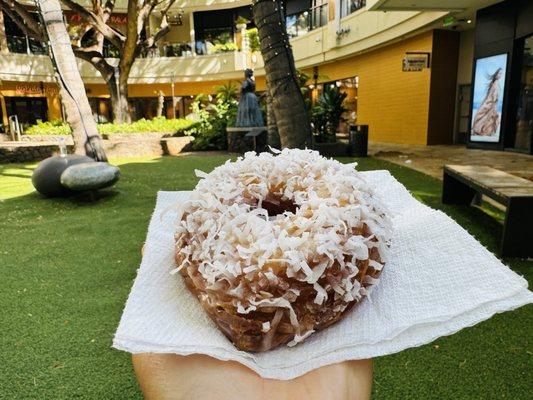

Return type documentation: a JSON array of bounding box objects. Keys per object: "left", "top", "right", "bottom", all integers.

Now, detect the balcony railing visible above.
[
  {"left": 340, "top": 0, "right": 366, "bottom": 18},
  {"left": 286, "top": 3, "right": 328, "bottom": 39}
]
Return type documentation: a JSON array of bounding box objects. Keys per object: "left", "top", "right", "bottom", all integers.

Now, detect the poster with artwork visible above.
[{"left": 470, "top": 54, "right": 507, "bottom": 142}]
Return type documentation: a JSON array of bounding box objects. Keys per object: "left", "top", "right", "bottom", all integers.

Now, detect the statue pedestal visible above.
[{"left": 226, "top": 126, "right": 267, "bottom": 153}]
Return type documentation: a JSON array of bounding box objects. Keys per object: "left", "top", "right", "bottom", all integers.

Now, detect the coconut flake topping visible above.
[{"left": 174, "top": 148, "right": 392, "bottom": 343}]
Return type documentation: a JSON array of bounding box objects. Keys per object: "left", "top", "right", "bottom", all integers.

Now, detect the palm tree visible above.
[
  {"left": 38, "top": 0, "right": 107, "bottom": 160},
  {"left": 215, "top": 82, "right": 238, "bottom": 103},
  {"left": 252, "top": 0, "right": 311, "bottom": 149},
  {"left": 311, "top": 85, "right": 348, "bottom": 143}
]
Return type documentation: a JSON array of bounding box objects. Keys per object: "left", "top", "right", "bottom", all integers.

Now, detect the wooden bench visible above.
[{"left": 442, "top": 165, "right": 533, "bottom": 258}]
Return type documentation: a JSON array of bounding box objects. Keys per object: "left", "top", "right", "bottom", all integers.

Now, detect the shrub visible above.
[
  {"left": 235, "top": 16, "right": 250, "bottom": 25},
  {"left": 25, "top": 120, "right": 71, "bottom": 135},
  {"left": 213, "top": 42, "right": 238, "bottom": 53},
  {"left": 185, "top": 92, "right": 238, "bottom": 151},
  {"left": 311, "top": 85, "right": 347, "bottom": 143},
  {"left": 214, "top": 82, "right": 238, "bottom": 103},
  {"left": 25, "top": 117, "right": 196, "bottom": 136},
  {"left": 98, "top": 117, "right": 195, "bottom": 135},
  {"left": 247, "top": 28, "right": 260, "bottom": 52}
]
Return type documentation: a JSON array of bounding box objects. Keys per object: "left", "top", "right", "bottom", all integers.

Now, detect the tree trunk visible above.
[
  {"left": 108, "top": 70, "right": 131, "bottom": 124},
  {"left": 266, "top": 91, "right": 281, "bottom": 148},
  {"left": 156, "top": 91, "right": 164, "bottom": 117},
  {"left": 38, "top": 0, "right": 107, "bottom": 161},
  {"left": 0, "top": 10, "right": 8, "bottom": 54},
  {"left": 253, "top": 0, "right": 311, "bottom": 149}
]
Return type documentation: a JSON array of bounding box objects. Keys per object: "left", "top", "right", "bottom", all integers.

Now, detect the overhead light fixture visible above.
[{"left": 467, "top": 19, "right": 472, "bottom": 24}]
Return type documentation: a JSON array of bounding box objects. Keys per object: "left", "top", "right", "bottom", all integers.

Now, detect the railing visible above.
[
  {"left": 340, "top": 0, "right": 366, "bottom": 18},
  {"left": 286, "top": 3, "right": 328, "bottom": 39}
]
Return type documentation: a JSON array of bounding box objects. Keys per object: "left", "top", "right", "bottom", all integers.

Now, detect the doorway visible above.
[
  {"left": 512, "top": 35, "right": 533, "bottom": 153},
  {"left": 455, "top": 84, "right": 471, "bottom": 144},
  {"left": 4, "top": 97, "right": 48, "bottom": 130}
]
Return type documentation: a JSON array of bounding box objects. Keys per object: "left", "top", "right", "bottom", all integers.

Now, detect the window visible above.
[
  {"left": 285, "top": 0, "right": 327, "bottom": 38},
  {"left": 193, "top": 6, "right": 252, "bottom": 55},
  {"left": 340, "top": 0, "right": 366, "bottom": 18},
  {"left": 2, "top": 11, "right": 47, "bottom": 55},
  {"left": 286, "top": 11, "right": 310, "bottom": 37},
  {"left": 310, "top": 0, "right": 328, "bottom": 29}
]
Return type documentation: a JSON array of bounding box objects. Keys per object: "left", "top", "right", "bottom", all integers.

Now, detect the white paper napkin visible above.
[{"left": 113, "top": 170, "right": 532, "bottom": 379}]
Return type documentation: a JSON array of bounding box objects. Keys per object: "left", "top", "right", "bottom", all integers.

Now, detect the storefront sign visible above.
[
  {"left": 402, "top": 52, "right": 430, "bottom": 71},
  {"left": 14, "top": 83, "right": 58, "bottom": 95},
  {"left": 470, "top": 53, "right": 508, "bottom": 143},
  {"left": 65, "top": 11, "right": 127, "bottom": 42},
  {"left": 67, "top": 13, "right": 127, "bottom": 25}
]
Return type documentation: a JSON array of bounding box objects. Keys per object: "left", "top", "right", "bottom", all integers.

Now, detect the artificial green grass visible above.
[{"left": 0, "top": 155, "right": 531, "bottom": 399}]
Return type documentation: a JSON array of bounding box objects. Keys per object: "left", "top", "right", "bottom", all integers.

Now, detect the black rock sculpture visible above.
[{"left": 32, "top": 155, "right": 95, "bottom": 197}]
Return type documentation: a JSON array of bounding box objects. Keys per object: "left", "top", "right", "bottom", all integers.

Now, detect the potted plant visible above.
[
  {"left": 311, "top": 85, "right": 351, "bottom": 156},
  {"left": 235, "top": 16, "right": 250, "bottom": 31}
]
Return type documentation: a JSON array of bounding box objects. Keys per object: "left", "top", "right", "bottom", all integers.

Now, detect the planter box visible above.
[
  {"left": 101, "top": 132, "right": 171, "bottom": 141},
  {"left": 313, "top": 142, "right": 352, "bottom": 158},
  {"left": 161, "top": 137, "right": 194, "bottom": 155},
  {"left": 20, "top": 135, "right": 73, "bottom": 144},
  {"left": 1, "top": 134, "right": 194, "bottom": 163}
]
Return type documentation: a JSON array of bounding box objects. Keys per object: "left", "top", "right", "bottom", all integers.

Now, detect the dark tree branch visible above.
[
  {"left": 61, "top": 0, "right": 125, "bottom": 49},
  {"left": 0, "top": 0, "right": 44, "bottom": 40},
  {"left": 72, "top": 45, "right": 113, "bottom": 78},
  {"left": 139, "top": 0, "right": 177, "bottom": 51}
]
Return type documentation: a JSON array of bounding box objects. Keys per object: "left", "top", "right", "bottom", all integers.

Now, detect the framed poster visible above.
[{"left": 470, "top": 53, "right": 508, "bottom": 142}]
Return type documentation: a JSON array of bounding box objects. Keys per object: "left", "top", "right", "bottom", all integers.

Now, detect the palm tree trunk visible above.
[
  {"left": 253, "top": 0, "right": 311, "bottom": 149},
  {"left": 0, "top": 11, "right": 8, "bottom": 54},
  {"left": 38, "top": 0, "right": 107, "bottom": 161},
  {"left": 266, "top": 91, "right": 281, "bottom": 148}
]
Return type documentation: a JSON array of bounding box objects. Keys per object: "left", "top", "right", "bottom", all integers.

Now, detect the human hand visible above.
[
  {"left": 135, "top": 247, "right": 373, "bottom": 400},
  {"left": 133, "top": 353, "right": 373, "bottom": 400}
]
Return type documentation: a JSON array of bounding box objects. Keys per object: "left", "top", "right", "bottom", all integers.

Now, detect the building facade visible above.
[{"left": 2, "top": 0, "right": 528, "bottom": 153}]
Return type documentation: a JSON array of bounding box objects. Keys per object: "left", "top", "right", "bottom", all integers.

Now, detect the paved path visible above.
[{"left": 369, "top": 143, "right": 533, "bottom": 182}]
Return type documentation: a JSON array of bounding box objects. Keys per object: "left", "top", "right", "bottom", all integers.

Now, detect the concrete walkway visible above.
[{"left": 369, "top": 143, "right": 533, "bottom": 182}]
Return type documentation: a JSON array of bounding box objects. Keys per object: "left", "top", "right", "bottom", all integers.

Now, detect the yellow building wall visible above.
[
  {"left": 316, "top": 31, "right": 433, "bottom": 145},
  {"left": 161, "top": 14, "right": 192, "bottom": 45},
  {"left": 2, "top": 31, "right": 433, "bottom": 145},
  {"left": 84, "top": 76, "right": 266, "bottom": 99},
  {"left": 0, "top": 81, "right": 63, "bottom": 122}
]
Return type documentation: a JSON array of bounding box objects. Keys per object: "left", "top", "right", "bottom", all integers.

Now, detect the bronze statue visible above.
[{"left": 235, "top": 69, "right": 264, "bottom": 127}]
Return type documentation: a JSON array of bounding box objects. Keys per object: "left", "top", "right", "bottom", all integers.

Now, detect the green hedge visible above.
[
  {"left": 24, "top": 117, "right": 196, "bottom": 136},
  {"left": 25, "top": 120, "right": 71, "bottom": 135},
  {"left": 98, "top": 117, "right": 195, "bottom": 134}
]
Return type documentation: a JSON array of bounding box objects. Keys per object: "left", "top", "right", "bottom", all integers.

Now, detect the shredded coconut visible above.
[{"left": 174, "top": 148, "right": 392, "bottom": 348}]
